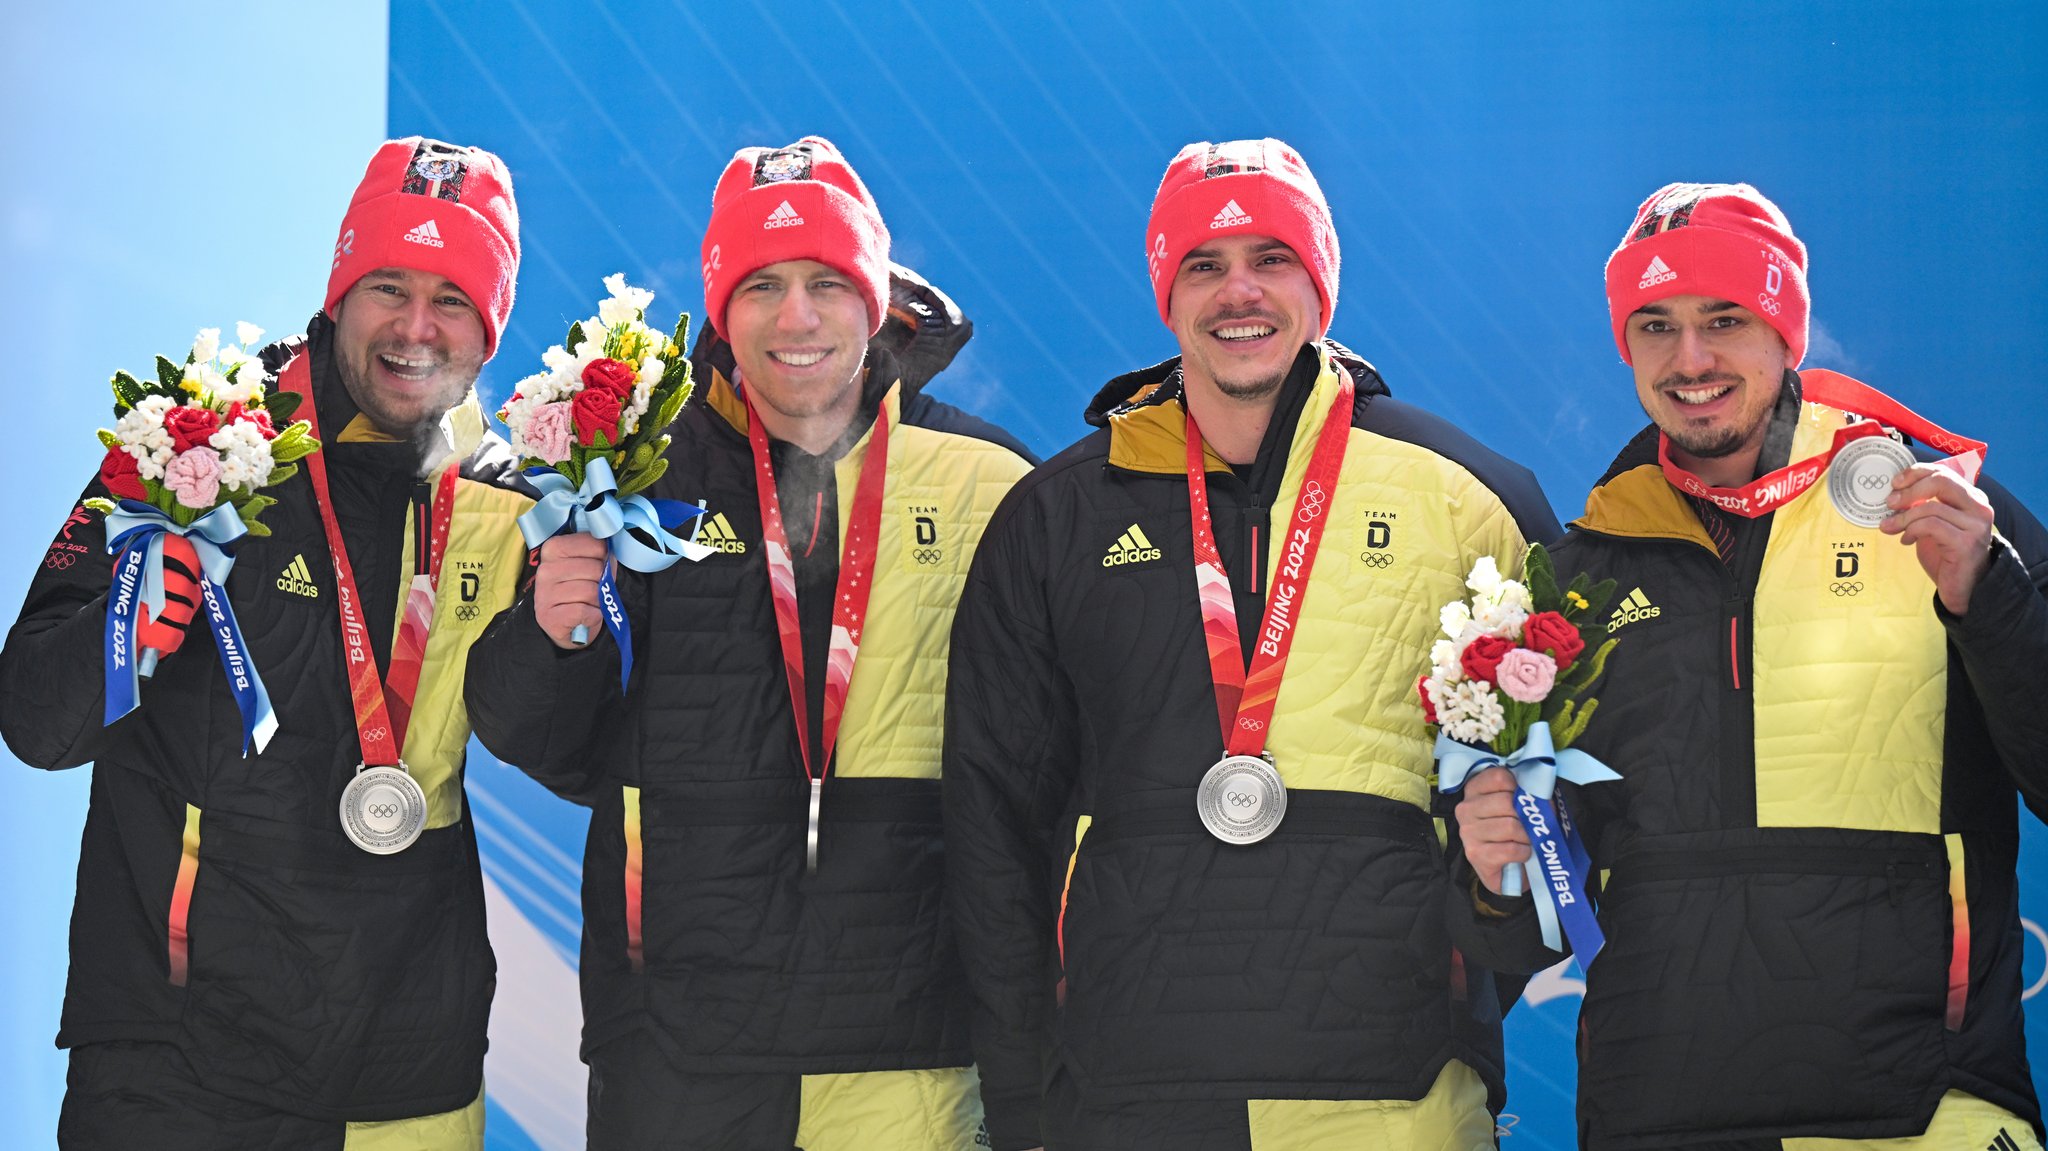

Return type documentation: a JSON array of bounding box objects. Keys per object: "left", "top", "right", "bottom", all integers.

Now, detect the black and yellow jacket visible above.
[
  {"left": 0, "top": 315, "right": 533, "bottom": 1121},
  {"left": 1448, "top": 376, "right": 2048, "bottom": 1148},
  {"left": 944, "top": 343, "right": 1561, "bottom": 1149},
  {"left": 462, "top": 349, "right": 1035, "bottom": 1077}
]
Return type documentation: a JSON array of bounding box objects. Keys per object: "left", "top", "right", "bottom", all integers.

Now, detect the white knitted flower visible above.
[
  {"left": 209, "top": 420, "right": 276, "bottom": 494},
  {"left": 1474, "top": 599, "right": 1529, "bottom": 640},
  {"left": 115, "top": 395, "right": 177, "bottom": 456},
  {"left": 1429, "top": 639, "right": 1460, "bottom": 680},
  {"left": 1465, "top": 556, "right": 1504, "bottom": 599},
  {"left": 1438, "top": 679, "right": 1506, "bottom": 745},
  {"left": 1493, "top": 578, "right": 1534, "bottom": 614},
  {"left": 1440, "top": 600, "right": 1473, "bottom": 640},
  {"left": 597, "top": 273, "right": 654, "bottom": 328},
  {"left": 212, "top": 350, "right": 267, "bottom": 405}
]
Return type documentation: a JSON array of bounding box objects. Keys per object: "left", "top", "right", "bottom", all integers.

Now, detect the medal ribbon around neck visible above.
[
  {"left": 745, "top": 392, "right": 890, "bottom": 872},
  {"left": 1658, "top": 368, "right": 1986, "bottom": 518},
  {"left": 1183, "top": 371, "right": 1354, "bottom": 755},
  {"left": 282, "top": 356, "right": 450, "bottom": 766},
  {"left": 382, "top": 468, "right": 458, "bottom": 748}
]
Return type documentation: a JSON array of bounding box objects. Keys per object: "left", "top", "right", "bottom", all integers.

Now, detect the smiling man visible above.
[
  {"left": 464, "top": 136, "right": 1035, "bottom": 1150},
  {"left": 943, "top": 138, "right": 1558, "bottom": 1150},
  {"left": 1449, "top": 183, "right": 2048, "bottom": 1149},
  {"left": 0, "top": 137, "right": 532, "bottom": 1149}
]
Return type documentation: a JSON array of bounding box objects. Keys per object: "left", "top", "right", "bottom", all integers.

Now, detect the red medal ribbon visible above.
[
  {"left": 1658, "top": 368, "right": 1986, "bottom": 518},
  {"left": 1184, "top": 373, "right": 1355, "bottom": 755},
  {"left": 382, "top": 468, "right": 458, "bottom": 747},
  {"left": 746, "top": 394, "right": 890, "bottom": 790},
  {"left": 283, "top": 357, "right": 454, "bottom": 765}
]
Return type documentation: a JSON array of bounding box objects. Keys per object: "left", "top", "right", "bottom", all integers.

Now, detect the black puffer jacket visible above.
[
  {"left": 945, "top": 343, "right": 1561, "bottom": 1149},
  {"left": 1449, "top": 380, "right": 2048, "bottom": 1148},
  {"left": 0, "top": 316, "right": 533, "bottom": 1121},
  {"left": 463, "top": 349, "right": 1035, "bottom": 1076}
]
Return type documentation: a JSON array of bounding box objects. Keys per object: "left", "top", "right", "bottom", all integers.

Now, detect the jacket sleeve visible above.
[
  {"left": 1938, "top": 473, "right": 2048, "bottom": 822},
  {"left": 943, "top": 491, "right": 1077, "bottom": 1151},
  {"left": 463, "top": 586, "right": 622, "bottom": 806},
  {"left": 0, "top": 483, "right": 136, "bottom": 771}
]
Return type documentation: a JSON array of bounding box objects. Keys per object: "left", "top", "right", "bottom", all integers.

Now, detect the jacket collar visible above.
[
  {"left": 1573, "top": 371, "right": 1804, "bottom": 550},
  {"left": 701, "top": 347, "right": 905, "bottom": 460},
  {"left": 1101, "top": 342, "right": 1355, "bottom": 477}
]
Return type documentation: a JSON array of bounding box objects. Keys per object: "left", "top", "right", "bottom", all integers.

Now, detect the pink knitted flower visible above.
[
  {"left": 163, "top": 447, "right": 223, "bottom": 509},
  {"left": 1494, "top": 648, "right": 1557, "bottom": 704},
  {"left": 525, "top": 401, "right": 575, "bottom": 463}
]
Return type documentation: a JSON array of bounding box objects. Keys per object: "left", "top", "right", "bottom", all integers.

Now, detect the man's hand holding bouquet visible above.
[
  {"left": 87, "top": 324, "right": 319, "bottom": 753},
  {"left": 1422, "top": 544, "right": 1623, "bottom": 963}
]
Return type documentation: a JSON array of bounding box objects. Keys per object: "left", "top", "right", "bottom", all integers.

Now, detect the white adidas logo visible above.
[
  {"left": 403, "top": 219, "right": 445, "bottom": 248},
  {"left": 1209, "top": 199, "right": 1252, "bottom": 229},
  {"left": 763, "top": 200, "right": 805, "bottom": 229},
  {"left": 1638, "top": 254, "right": 1675, "bottom": 289},
  {"left": 1102, "top": 524, "right": 1163, "bottom": 567}
]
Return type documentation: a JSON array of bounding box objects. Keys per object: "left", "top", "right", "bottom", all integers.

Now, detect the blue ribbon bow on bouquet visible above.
[
  {"left": 103, "top": 500, "right": 277, "bottom": 755},
  {"left": 1437, "top": 721, "right": 1620, "bottom": 964},
  {"left": 517, "top": 457, "right": 710, "bottom": 688}
]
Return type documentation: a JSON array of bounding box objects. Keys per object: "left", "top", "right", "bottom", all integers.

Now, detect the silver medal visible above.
[
  {"left": 1828, "top": 435, "right": 1915, "bottom": 528},
  {"left": 1196, "top": 754, "right": 1286, "bottom": 844},
  {"left": 340, "top": 763, "right": 427, "bottom": 854}
]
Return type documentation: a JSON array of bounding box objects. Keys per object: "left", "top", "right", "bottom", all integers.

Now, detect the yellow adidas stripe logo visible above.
[
  {"left": 1103, "top": 523, "right": 1163, "bottom": 567},
  {"left": 276, "top": 553, "right": 321, "bottom": 598},
  {"left": 697, "top": 512, "right": 748, "bottom": 553},
  {"left": 1606, "top": 586, "right": 1658, "bottom": 633}
]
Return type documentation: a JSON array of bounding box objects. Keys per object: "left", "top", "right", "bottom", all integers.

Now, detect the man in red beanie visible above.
[
  {"left": 464, "top": 136, "right": 1036, "bottom": 1150},
  {"left": 944, "top": 137, "right": 1559, "bottom": 1149},
  {"left": 1, "top": 136, "right": 533, "bottom": 1149},
  {"left": 1450, "top": 182, "right": 2048, "bottom": 1149}
]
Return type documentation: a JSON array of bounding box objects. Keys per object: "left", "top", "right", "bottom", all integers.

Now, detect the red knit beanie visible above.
[
  {"left": 1145, "top": 139, "right": 1340, "bottom": 336},
  {"left": 700, "top": 137, "right": 890, "bottom": 339},
  {"left": 1604, "top": 182, "right": 1808, "bottom": 367},
  {"left": 324, "top": 138, "right": 520, "bottom": 358}
]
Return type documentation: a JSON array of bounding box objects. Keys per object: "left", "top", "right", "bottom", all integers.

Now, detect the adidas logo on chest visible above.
[
  {"left": 695, "top": 512, "right": 749, "bottom": 554},
  {"left": 1102, "top": 523, "right": 1163, "bottom": 567},
  {"left": 276, "top": 554, "right": 321, "bottom": 598},
  {"left": 1606, "top": 586, "right": 1659, "bottom": 633}
]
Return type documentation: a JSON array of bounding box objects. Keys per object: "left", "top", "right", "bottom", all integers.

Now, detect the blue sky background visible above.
[{"left": 3, "top": 2, "right": 2043, "bottom": 1148}]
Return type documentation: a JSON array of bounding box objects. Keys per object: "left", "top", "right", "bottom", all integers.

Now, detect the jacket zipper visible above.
[{"left": 1720, "top": 511, "right": 1772, "bottom": 828}]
